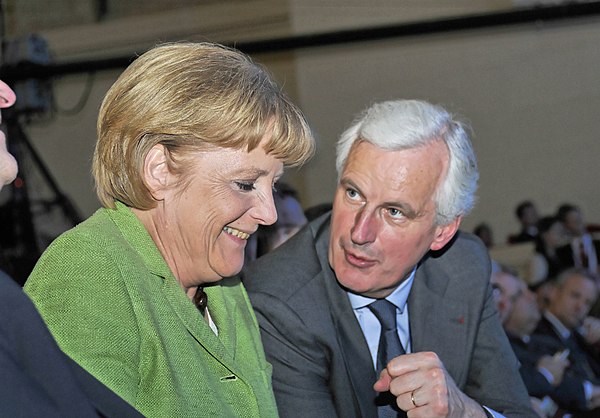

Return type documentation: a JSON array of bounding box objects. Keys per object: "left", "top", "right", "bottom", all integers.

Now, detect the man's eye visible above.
[
  {"left": 388, "top": 208, "right": 404, "bottom": 219},
  {"left": 236, "top": 181, "right": 256, "bottom": 192},
  {"left": 346, "top": 188, "right": 360, "bottom": 200}
]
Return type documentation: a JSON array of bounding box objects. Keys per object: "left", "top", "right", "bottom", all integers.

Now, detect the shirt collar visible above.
[
  {"left": 347, "top": 267, "right": 417, "bottom": 313},
  {"left": 543, "top": 310, "right": 571, "bottom": 340}
]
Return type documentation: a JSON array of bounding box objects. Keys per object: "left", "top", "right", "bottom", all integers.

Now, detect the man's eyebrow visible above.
[
  {"left": 340, "top": 177, "right": 419, "bottom": 219},
  {"left": 383, "top": 200, "right": 419, "bottom": 219}
]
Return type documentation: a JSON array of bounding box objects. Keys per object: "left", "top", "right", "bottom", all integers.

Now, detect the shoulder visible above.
[
  {"left": 423, "top": 231, "right": 490, "bottom": 279},
  {"left": 0, "top": 275, "right": 41, "bottom": 337},
  {"left": 242, "top": 214, "right": 330, "bottom": 299},
  {"left": 24, "top": 209, "right": 142, "bottom": 327},
  {"left": 443, "top": 230, "right": 489, "bottom": 259}
]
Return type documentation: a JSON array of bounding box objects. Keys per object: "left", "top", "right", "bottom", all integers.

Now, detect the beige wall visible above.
[
  {"left": 5, "top": 2, "right": 600, "bottom": 247},
  {"left": 291, "top": 16, "right": 600, "bottom": 244}
]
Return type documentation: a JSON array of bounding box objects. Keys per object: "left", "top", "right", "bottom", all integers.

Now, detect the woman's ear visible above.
[{"left": 143, "top": 144, "right": 172, "bottom": 201}]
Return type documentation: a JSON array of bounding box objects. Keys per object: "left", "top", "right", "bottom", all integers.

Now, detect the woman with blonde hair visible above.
[{"left": 25, "top": 42, "right": 314, "bottom": 417}]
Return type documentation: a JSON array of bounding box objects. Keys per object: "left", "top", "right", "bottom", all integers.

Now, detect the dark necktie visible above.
[
  {"left": 368, "top": 299, "right": 406, "bottom": 418},
  {"left": 193, "top": 287, "right": 208, "bottom": 317},
  {"left": 368, "top": 299, "right": 406, "bottom": 373},
  {"left": 579, "top": 240, "right": 589, "bottom": 269}
]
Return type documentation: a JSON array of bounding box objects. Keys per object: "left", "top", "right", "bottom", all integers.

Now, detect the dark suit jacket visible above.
[
  {"left": 243, "top": 214, "right": 535, "bottom": 418},
  {"left": 555, "top": 237, "right": 600, "bottom": 271},
  {"left": 0, "top": 273, "right": 142, "bottom": 418},
  {"left": 533, "top": 316, "right": 600, "bottom": 382},
  {"left": 531, "top": 316, "right": 600, "bottom": 417},
  {"left": 508, "top": 333, "right": 587, "bottom": 412}
]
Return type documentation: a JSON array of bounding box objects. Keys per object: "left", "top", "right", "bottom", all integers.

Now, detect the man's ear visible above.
[
  {"left": 430, "top": 216, "right": 462, "bottom": 251},
  {"left": 143, "top": 144, "right": 171, "bottom": 201}
]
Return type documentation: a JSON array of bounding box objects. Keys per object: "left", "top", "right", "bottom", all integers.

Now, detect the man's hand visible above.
[
  {"left": 537, "top": 354, "right": 569, "bottom": 386},
  {"left": 589, "top": 385, "right": 600, "bottom": 409},
  {"left": 373, "top": 352, "right": 487, "bottom": 418},
  {"left": 582, "top": 316, "right": 600, "bottom": 346}
]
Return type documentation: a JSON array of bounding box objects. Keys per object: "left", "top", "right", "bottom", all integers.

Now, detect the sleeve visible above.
[
  {"left": 24, "top": 232, "right": 141, "bottom": 405},
  {"left": 0, "top": 276, "right": 99, "bottom": 418},
  {"left": 249, "top": 291, "right": 341, "bottom": 418}
]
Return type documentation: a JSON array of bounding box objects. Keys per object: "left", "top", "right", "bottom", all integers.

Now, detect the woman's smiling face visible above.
[{"left": 149, "top": 135, "right": 284, "bottom": 287}]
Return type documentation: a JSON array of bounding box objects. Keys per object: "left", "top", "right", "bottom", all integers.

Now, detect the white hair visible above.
[{"left": 335, "top": 100, "right": 478, "bottom": 225}]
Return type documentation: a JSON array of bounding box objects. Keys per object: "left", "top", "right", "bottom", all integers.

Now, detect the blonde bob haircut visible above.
[{"left": 93, "top": 42, "right": 315, "bottom": 209}]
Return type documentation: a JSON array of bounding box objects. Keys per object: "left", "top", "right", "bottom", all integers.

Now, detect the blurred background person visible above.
[
  {"left": 253, "top": 182, "right": 308, "bottom": 259},
  {"left": 532, "top": 268, "right": 600, "bottom": 417},
  {"left": 555, "top": 204, "right": 600, "bottom": 276},
  {"left": 492, "top": 267, "right": 586, "bottom": 417},
  {"left": 473, "top": 222, "right": 494, "bottom": 249},
  {"left": 528, "top": 216, "right": 569, "bottom": 309},
  {"left": 509, "top": 200, "right": 540, "bottom": 244},
  {"left": 24, "top": 42, "right": 314, "bottom": 417}
]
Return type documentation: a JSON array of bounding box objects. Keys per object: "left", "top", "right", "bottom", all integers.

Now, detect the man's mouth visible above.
[
  {"left": 223, "top": 226, "right": 250, "bottom": 240},
  {"left": 344, "top": 247, "right": 377, "bottom": 267}
]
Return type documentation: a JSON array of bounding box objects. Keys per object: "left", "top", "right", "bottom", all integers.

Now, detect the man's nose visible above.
[{"left": 350, "top": 207, "right": 377, "bottom": 245}]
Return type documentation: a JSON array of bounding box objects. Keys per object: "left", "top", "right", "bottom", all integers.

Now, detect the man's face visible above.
[
  {"left": 549, "top": 273, "right": 598, "bottom": 330},
  {"left": 521, "top": 205, "right": 538, "bottom": 228},
  {"left": 328, "top": 140, "right": 459, "bottom": 299},
  {"left": 500, "top": 273, "right": 540, "bottom": 336},
  {"left": 564, "top": 209, "right": 586, "bottom": 237}
]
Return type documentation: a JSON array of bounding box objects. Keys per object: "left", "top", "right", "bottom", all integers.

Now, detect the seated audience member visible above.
[
  {"left": 532, "top": 268, "right": 600, "bottom": 416},
  {"left": 0, "top": 80, "right": 141, "bottom": 417},
  {"left": 474, "top": 222, "right": 494, "bottom": 248},
  {"left": 533, "top": 216, "right": 569, "bottom": 281},
  {"left": 254, "top": 182, "right": 308, "bottom": 258},
  {"left": 492, "top": 268, "right": 589, "bottom": 416},
  {"left": 528, "top": 216, "right": 569, "bottom": 308},
  {"left": 555, "top": 204, "right": 600, "bottom": 276},
  {"left": 244, "top": 99, "right": 535, "bottom": 417},
  {"left": 24, "top": 42, "right": 314, "bottom": 417},
  {"left": 509, "top": 201, "right": 540, "bottom": 244}
]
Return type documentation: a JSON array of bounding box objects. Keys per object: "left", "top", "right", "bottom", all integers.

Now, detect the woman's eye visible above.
[{"left": 235, "top": 181, "right": 256, "bottom": 192}]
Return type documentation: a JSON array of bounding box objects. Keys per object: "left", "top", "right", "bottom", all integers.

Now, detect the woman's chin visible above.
[{"left": 216, "top": 256, "right": 245, "bottom": 278}]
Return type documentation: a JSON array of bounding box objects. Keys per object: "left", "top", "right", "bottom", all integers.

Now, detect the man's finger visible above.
[{"left": 373, "top": 368, "right": 392, "bottom": 392}]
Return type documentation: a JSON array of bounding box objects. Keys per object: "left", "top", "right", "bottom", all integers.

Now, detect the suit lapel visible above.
[
  {"left": 108, "top": 203, "right": 241, "bottom": 375},
  {"left": 161, "top": 276, "right": 233, "bottom": 366},
  {"left": 409, "top": 262, "right": 470, "bottom": 386},
  {"left": 205, "top": 284, "right": 237, "bottom": 355},
  {"left": 315, "top": 226, "right": 379, "bottom": 418}
]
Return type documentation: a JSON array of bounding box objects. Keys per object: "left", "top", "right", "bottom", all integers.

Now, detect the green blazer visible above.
[{"left": 25, "top": 202, "right": 278, "bottom": 418}]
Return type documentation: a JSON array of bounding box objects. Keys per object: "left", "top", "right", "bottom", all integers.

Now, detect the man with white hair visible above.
[{"left": 244, "top": 100, "right": 535, "bottom": 417}]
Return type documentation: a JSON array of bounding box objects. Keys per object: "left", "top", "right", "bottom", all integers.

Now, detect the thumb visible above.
[{"left": 373, "top": 368, "right": 392, "bottom": 393}]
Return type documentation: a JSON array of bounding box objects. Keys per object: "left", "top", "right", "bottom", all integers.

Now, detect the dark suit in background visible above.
[
  {"left": 555, "top": 237, "right": 600, "bottom": 274},
  {"left": 531, "top": 315, "right": 600, "bottom": 417},
  {"left": 533, "top": 316, "right": 600, "bottom": 382},
  {"left": 0, "top": 273, "right": 142, "bottom": 418},
  {"left": 243, "top": 214, "right": 534, "bottom": 418},
  {"left": 508, "top": 333, "right": 588, "bottom": 413}
]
